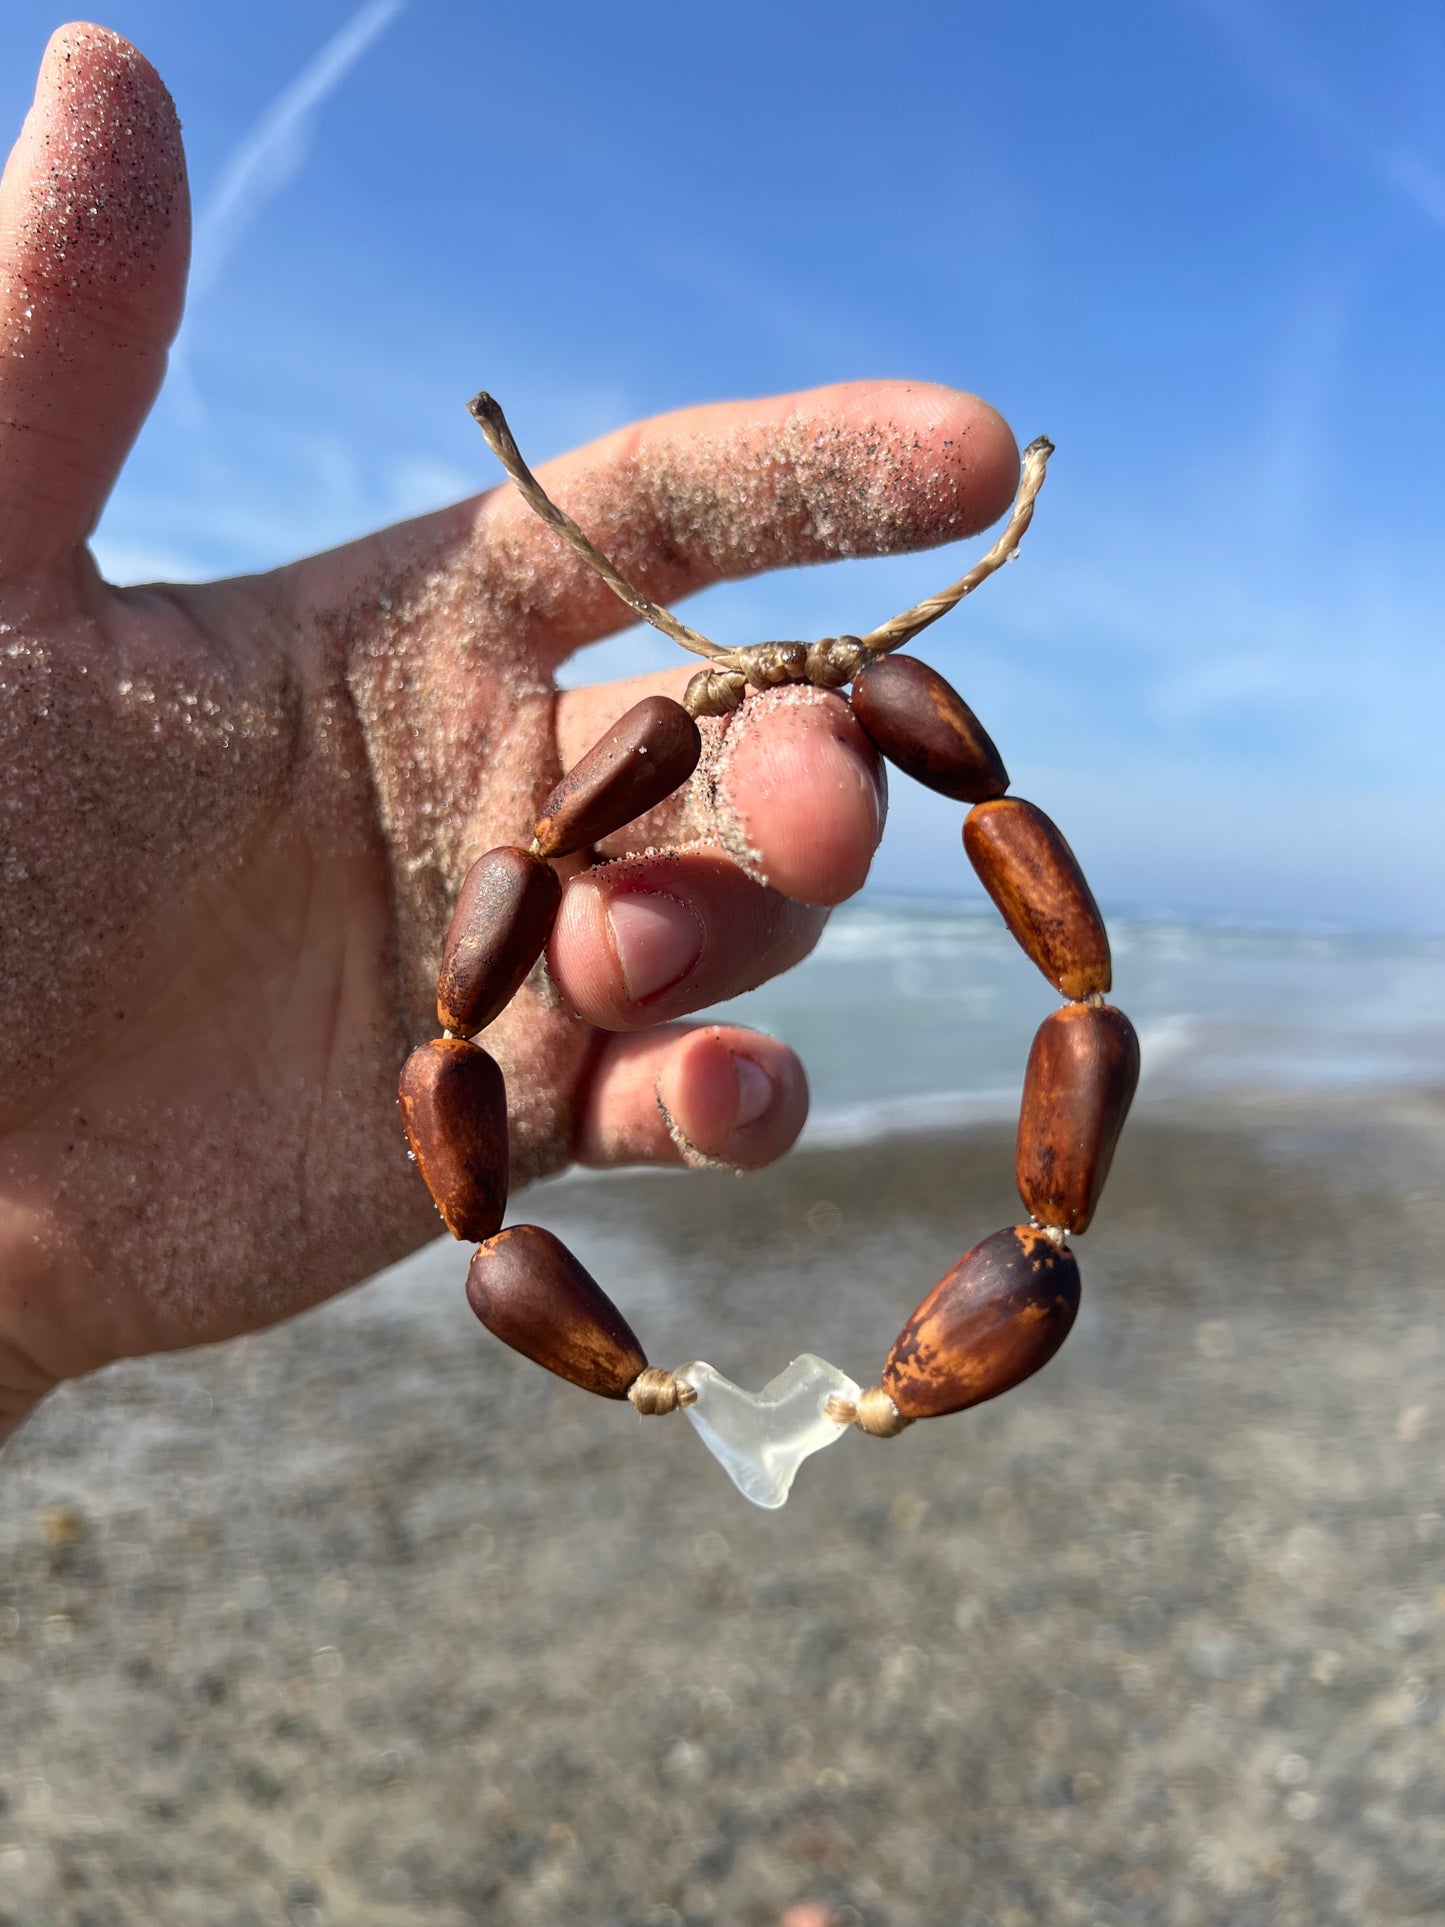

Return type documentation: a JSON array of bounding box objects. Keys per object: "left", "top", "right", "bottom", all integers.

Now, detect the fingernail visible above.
[
  {"left": 840, "top": 733, "right": 887, "bottom": 845},
  {"left": 731, "top": 1053, "right": 774, "bottom": 1128},
  {"left": 606, "top": 892, "right": 705, "bottom": 1003}
]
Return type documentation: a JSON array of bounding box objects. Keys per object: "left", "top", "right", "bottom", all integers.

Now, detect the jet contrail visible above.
[
  {"left": 1190, "top": 0, "right": 1445, "bottom": 237},
  {"left": 190, "top": 0, "right": 407, "bottom": 299}
]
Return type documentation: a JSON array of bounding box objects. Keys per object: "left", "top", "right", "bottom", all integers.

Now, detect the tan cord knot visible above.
[
  {"left": 1029, "top": 1219, "right": 1070, "bottom": 1249},
  {"left": 855, "top": 1385, "right": 913, "bottom": 1436},
  {"left": 740, "top": 640, "right": 809, "bottom": 686},
  {"left": 824, "top": 1385, "right": 913, "bottom": 1437},
  {"left": 682, "top": 667, "right": 748, "bottom": 718},
  {"left": 628, "top": 1367, "right": 697, "bottom": 1415},
  {"left": 804, "top": 636, "right": 867, "bottom": 688},
  {"left": 683, "top": 639, "right": 872, "bottom": 715}
]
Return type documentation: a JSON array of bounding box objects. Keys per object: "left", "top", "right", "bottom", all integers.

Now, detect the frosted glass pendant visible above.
[{"left": 678, "top": 1354, "right": 860, "bottom": 1508}]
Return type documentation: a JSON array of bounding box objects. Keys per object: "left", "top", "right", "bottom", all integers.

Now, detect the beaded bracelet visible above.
[{"left": 396, "top": 394, "right": 1140, "bottom": 1509}]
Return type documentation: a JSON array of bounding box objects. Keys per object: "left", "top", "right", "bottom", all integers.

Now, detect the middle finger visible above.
[{"left": 549, "top": 847, "right": 831, "bottom": 1033}]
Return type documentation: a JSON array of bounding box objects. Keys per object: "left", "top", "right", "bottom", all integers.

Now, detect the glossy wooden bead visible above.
[
  {"left": 882, "top": 1224, "right": 1080, "bottom": 1419},
  {"left": 1016, "top": 1004, "right": 1139, "bottom": 1234},
  {"left": 436, "top": 846, "right": 561, "bottom": 1036},
  {"left": 533, "top": 696, "right": 701, "bottom": 860},
  {"left": 397, "top": 1039, "right": 508, "bottom": 1242},
  {"left": 963, "top": 798, "right": 1111, "bottom": 998},
  {"left": 466, "top": 1225, "right": 647, "bottom": 1398},
  {"left": 851, "top": 654, "right": 1009, "bottom": 803}
]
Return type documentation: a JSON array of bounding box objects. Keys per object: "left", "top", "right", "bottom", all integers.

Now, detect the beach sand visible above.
[{"left": 1, "top": 1089, "right": 1442, "bottom": 1925}]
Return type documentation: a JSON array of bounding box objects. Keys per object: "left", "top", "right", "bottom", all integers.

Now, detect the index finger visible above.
[{"left": 315, "top": 381, "right": 1021, "bottom": 666}]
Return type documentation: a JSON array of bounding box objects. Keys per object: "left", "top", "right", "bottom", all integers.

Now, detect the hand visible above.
[{"left": 0, "top": 25, "right": 1019, "bottom": 1438}]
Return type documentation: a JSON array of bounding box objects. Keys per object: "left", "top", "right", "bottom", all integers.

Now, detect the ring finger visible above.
[{"left": 573, "top": 1023, "right": 809, "bottom": 1170}]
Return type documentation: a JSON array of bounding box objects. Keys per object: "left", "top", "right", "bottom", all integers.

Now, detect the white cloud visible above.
[
  {"left": 1148, "top": 653, "right": 1292, "bottom": 721},
  {"left": 1192, "top": 0, "right": 1445, "bottom": 236},
  {"left": 1380, "top": 149, "right": 1445, "bottom": 230},
  {"left": 189, "top": 0, "right": 406, "bottom": 300}
]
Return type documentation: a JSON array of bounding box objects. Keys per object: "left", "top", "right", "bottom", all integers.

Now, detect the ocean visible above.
[
  {"left": 3, "top": 897, "right": 1441, "bottom": 1922},
  {"left": 696, "top": 895, "right": 1445, "bottom": 1145}
]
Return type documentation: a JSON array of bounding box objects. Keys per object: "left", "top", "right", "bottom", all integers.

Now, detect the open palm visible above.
[{"left": 0, "top": 25, "right": 1019, "bottom": 1439}]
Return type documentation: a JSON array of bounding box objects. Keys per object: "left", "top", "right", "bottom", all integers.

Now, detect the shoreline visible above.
[{"left": 1, "top": 1085, "right": 1442, "bottom": 1924}]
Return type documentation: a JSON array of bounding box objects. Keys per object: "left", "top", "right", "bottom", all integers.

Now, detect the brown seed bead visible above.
[
  {"left": 436, "top": 846, "right": 561, "bottom": 1036},
  {"left": 851, "top": 654, "right": 1009, "bottom": 803},
  {"left": 1016, "top": 1003, "right": 1140, "bottom": 1234},
  {"left": 963, "top": 798, "right": 1111, "bottom": 998},
  {"left": 533, "top": 696, "right": 701, "bottom": 859},
  {"left": 466, "top": 1225, "right": 647, "bottom": 1399},
  {"left": 882, "top": 1224, "right": 1080, "bottom": 1420},
  {"left": 397, "top": 1039, "right": 508, "bottom": 1243}
]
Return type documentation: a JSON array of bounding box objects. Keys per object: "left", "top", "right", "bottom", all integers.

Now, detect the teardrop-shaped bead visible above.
[
  {"left": 963, "top": 798, "right": 1111, "bottom": 998},
  {"left": 533, "top": 696, "right": 701, "bottom": 859},
  {"left": 397, "top": 1039, "right": 508, "bottom": 1242},
  {"left": 437, "top": 846, "right": 561, "bottom": 1036},
  {"left": 851, "top": 655, "right": 1009, "bottom": 802},
  {"left": 466, "top": 1225, "right": 647, "bottom": 1398},
  {"left": 882, "top": 1224, "right": 1080, "bottom": 1419},
  {"left": 1016, "top": 1003, "right": 1140, "bottom": 1233}
]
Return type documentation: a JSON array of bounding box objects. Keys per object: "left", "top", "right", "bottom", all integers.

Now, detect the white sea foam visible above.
[
  {"left": 706, "top": 897, "right": 1445, "bottom": 1140},
  {"left": 530, "top": 904, "right": 1445, "bottom": 1177},
  {"left": 343, "top": 903, "right": 1445, "bottom": 1333},
  {"left": 800, "top": 1082, "right": 1020, "bottom": 1150}
]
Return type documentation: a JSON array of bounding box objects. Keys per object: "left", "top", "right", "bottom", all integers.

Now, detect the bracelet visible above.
[{"left": 396, "top": 395, "right": 1139, "bottom": 1508}]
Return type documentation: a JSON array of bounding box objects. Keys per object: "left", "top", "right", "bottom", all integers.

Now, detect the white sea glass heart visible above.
[{"left": 677, "top": 1354, "right": 861, "bottom": 1509}]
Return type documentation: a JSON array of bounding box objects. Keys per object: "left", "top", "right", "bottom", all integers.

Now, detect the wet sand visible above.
[{"left": 1, "top": 1089, "right": 1443, "bottom": 1926}]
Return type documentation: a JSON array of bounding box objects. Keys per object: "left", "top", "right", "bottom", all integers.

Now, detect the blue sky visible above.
[{"left": 5, "top": 1, "right": 1443, "bottom": 927}]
